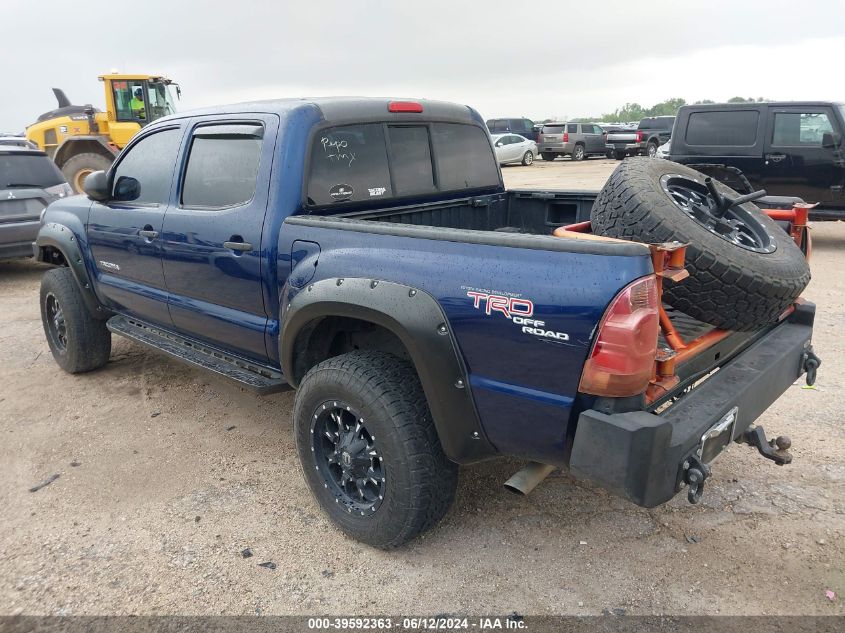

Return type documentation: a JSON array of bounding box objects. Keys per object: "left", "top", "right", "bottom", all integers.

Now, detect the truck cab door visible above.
[
  {"left": 763, "top": 106, "right": 842, "bottom": 203},
  {"left": 586, "top": 124, "right": 603, "bottom": 153},
  {"left": 160, "top": 115, "right": 279, "bottom": 362},
  {"left": 87, "top": 124, "right": 185, "bottom": 326}
]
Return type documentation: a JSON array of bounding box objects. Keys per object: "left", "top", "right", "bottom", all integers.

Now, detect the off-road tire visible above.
[
  {"left": 521, "top": 150, "right": 534, "bottom": 166},
  {"left": 61, "top": 153, "right": 113, "bottom": 193},
  {"left": 40, "top": 267, "right": 111, "bottom": 373},
  {"left": 541, "top": 152, "right": 556, "bottom": 161},
  {"left": 590, "top": 158, "right": 811, "bottom": 331},
  {"left": 571, "top": 144, "right": 585, "bottom": 161},
  {"left": 294, "top": 351, "right": 458, "bottom": 549}
]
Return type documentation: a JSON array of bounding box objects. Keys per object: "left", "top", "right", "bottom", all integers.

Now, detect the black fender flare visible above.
[
  {"left": 35, "top": 222, "right": 106, "bottom": 318},
  {"left": 280, "top": 277, "right": 497, "bottom": 464}
]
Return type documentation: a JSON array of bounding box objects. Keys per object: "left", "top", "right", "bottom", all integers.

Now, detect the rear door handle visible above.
[
  {"left": 224, "top": 241, "right": 252, "bottom": 252},
  {"left": 138, "top": 228, "right": 158, "bottom": 239}
]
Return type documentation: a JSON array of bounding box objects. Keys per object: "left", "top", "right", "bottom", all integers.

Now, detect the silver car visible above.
[
  {"left": 1, "top": 147, "right": 73, "bottom": 260},
  {"left": 538, "top": 122, "right": 607, "bottom": 161},
  {"left": 492, "top": 133, "right": 537, "bottom": 166}
]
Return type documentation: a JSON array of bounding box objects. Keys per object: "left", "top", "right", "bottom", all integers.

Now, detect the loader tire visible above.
[
  {"left": 61, "top": 153, "right": 114, "bottom": 193},
  {"left": 590, "top": 158, "right": 810, "bottom": 331}
]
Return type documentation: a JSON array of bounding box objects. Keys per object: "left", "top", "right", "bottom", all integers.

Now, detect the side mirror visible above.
[
  {"left": 113, "top": 176, "right": 141, "bottom": 202},
  {"left": 82, "top": 171, "right": 110, "bottom": 202},
  {"left": 495, "top": 141, "right": 503, "bottom": 147},
  {"left": 822, "top": 132, "right": 841, "bottom": 149}
]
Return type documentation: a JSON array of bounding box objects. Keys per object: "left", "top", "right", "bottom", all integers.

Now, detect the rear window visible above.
[
  {"left": 567, "top": 124, "right": 578, "bottom": 133},
  {"left": 0, "top": 153, "right": 64, "bottom": 189},
  {"left": 510, "top": 119, "right": 534, "bottom": 133},
  {"left": 307, "top": 122, "right": 498, "bottom": 208},
  {"left": 432, "top": 123, "right": 500, "bottom": 191},
  {"left": 386, "top": 126, "right": 435, "bottom": 196},
  {"left": 640, "top": 117, "right": 674, "bottom": 131},
  {"left": 685, "top": 111, "right": 759, "bottom": 146},
  {"left": 541, "top": 125, "right": 566, "bottom": 134}
]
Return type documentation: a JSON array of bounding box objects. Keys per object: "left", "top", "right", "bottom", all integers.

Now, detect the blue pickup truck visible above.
[{"left": 34, "top": 98, "right": 818, "bottom": 548}]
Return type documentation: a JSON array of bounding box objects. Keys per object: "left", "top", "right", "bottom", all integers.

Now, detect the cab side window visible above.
[
  {"left": 773, "top": 112, "right": 834, "bottom": 146},
  {"left": 181, "top": 124, "right": 263, "bottom": 209},
  {"left": 112, "top": 80, "right": 147, "bottom": 122},
  {"left": 111, "top": 128, "right": 182, "bottom": 204}
]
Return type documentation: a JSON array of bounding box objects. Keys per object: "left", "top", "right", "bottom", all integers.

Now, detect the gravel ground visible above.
[{"left": 1, "top": 158, "right": 843, "bottom": 616}]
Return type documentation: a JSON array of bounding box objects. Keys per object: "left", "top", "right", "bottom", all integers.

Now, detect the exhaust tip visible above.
[{"left": 503, "top": 462, "right": 556, "bottom": 496}]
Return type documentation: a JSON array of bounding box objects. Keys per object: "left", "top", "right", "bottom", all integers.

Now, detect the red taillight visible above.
[
  {"left": 563, "top": 132, "right": 569, "bottom": 143},
  {"left": 579, "top": 275, "right": 659, "bottom": 397},
  {"left": 388, "top": 101, "right": 423, "bottom": 113},
  {"left": 636, "top": 130, "right": 644, "bottom": 143}
]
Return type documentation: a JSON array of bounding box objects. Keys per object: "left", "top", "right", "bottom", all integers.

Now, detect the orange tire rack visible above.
[{"left": 556, "top": 203, "right": 812, "bottom": 404}]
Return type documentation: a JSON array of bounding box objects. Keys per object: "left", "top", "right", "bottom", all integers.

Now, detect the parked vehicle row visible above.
[{"left": 486, "top": 116, "right": 676, "bottom": 163}]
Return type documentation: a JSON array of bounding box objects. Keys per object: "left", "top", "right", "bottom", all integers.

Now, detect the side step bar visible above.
[{"left": 107, "top": 315, "right": 288, "bottom": 394}]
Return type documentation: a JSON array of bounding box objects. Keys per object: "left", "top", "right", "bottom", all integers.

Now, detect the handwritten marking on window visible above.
[{"left": 321, "top": 137, "right": 356, "bottom": 167}]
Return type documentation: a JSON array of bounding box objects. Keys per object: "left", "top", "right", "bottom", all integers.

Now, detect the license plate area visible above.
[{"left": 699, "top": 407, "right": 738, "bottom": 464}]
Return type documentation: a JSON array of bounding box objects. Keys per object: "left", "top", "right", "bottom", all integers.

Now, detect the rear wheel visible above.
[
  {"left": 571, "top": 144, "right": 585, "bottom": 161},
  {"left": 647, "top": 141, "right": 658, "bottom": 158},
  {"left": 61, "top": 153, "right": 114, "bottom": 193},
  {"left": 40, "top": 267, "right": 111, "bottom": 373},
  {"left": 521, "top": 150, "right": 534, "bottom": 166},
  {"left": 294, "top": 351, "right": 458, "bottom": 549},
  {"left": 541, "top": 152, "right": 556, "bottom": 161},
  {"left": 590, "top": 158, "right": 810, "bottom": 331}
]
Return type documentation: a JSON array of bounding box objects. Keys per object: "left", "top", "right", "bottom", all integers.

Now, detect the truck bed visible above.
[
  {"left": 332, "top": 190, "right": 765, "bottom": 411},
  {"left": 334, "top": 189, "right": 598, "bottom": 235}
]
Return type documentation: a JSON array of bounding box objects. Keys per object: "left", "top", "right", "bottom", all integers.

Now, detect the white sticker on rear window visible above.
[{"left": 368, "top": 187, "right": 387, "bottom": 197}]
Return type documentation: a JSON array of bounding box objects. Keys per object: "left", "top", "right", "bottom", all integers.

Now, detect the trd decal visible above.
[{"left": 465, "top": 290, "right": 569, "bottom": 342}]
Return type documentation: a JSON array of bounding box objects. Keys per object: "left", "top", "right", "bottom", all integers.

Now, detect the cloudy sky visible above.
[{"left": 2, "top": 0, "right": 843, "bottom": 132}]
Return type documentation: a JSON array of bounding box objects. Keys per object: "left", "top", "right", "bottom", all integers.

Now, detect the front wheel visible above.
[
  {"left": 294, "top": 351, "right": 458, "bottom": 549},
  {"left": 521, "top": 150, "right": 534, "bottom": 166},
  {"left": 40, "top": 267, "right": 111, "bottom": 373}
]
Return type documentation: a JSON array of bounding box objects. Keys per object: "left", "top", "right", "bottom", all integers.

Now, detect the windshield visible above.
[
  {"left": 0, "top": 153, "right": 65, "bottom": 189},
  {"left": 147, "top": 82, "right": 178, "bottom": 121}
]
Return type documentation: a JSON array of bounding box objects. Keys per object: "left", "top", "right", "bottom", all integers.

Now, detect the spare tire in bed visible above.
[{"left": 590, "top": 158, "right": 810, "bottom": 331}]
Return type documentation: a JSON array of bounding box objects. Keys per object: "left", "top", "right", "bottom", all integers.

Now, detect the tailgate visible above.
[
  {"left": 606, "top": 132, "right": 637, "bottom": 143},
  {"left": 0, "top": 196, "right": 46, "bottom": 223}
]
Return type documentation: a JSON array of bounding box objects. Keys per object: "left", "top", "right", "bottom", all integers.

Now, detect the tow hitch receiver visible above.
[{"left": 741, "top": 426, "right": 793, "bottom": 465}]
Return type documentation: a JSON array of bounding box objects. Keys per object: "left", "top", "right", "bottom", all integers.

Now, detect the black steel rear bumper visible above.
[{"left": 569, "top": 302, "right": 816, "bottom": 507}]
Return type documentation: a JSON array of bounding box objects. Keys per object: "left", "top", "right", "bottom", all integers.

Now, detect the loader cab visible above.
[{"left": 101, "top": 75, "right": 180, "bottom": 146}]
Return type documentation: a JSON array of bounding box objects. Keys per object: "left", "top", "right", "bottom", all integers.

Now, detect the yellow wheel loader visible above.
[{"left": 26, "top": 74, "right": 180, "bottom": 192}]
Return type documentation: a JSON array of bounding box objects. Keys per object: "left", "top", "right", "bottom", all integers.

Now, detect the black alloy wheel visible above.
[
  {"left": 660, "top": 174, "right": 775, "bottom": 253},
  {"left": 311, "top": 400, "right": 385, "bottom": 515}
]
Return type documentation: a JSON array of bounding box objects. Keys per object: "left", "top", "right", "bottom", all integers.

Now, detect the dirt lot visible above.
[{"left": 1, "top": 158, "right": 843, "bottom": 616}]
